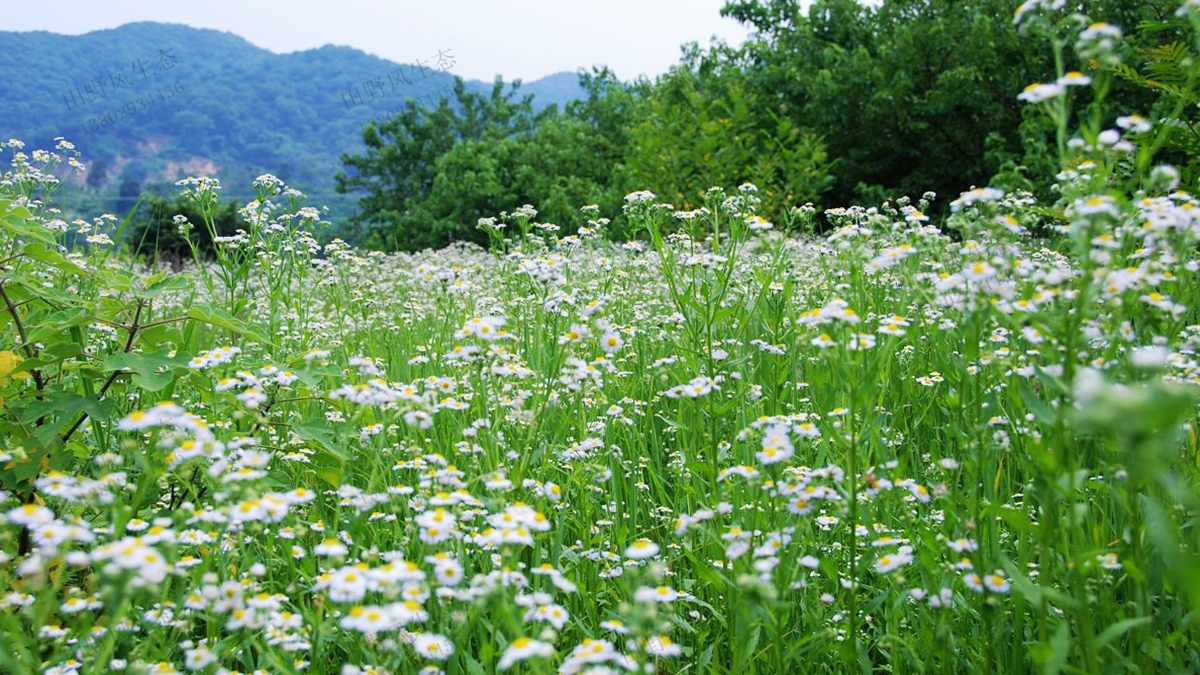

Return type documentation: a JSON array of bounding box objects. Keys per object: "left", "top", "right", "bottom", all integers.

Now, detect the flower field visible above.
[{"left": 4, "top": 7, "right": 1200, "bottom": 675}]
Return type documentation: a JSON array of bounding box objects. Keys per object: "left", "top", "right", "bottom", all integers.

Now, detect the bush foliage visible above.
[{"left": 338, "top": 0, "right": 1185, "bottom": 250}]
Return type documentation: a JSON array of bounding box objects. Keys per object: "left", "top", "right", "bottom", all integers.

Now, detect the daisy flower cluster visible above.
[{"left": 4, "top": 10, "right": 1200, "bottom": 673}]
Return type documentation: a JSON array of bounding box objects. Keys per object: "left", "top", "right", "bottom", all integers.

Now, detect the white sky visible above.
[{"left": 6, "top": 0, "right": 752, "bottom": 82}]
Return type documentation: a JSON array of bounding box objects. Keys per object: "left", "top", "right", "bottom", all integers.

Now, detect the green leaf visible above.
[
  {"left": 26, "top": 307, "right": 92, "bottom": 346},
  {"left": 698, "top": 641, "right": 716, "bottom": 673},
  {"left": 139, "top": 274, "right": 192, "bottom": 299},
  {"left": 12, "top": 343, "right": 85, "bottom": 381},
  {"left": 0, "top": 198, "right": 33, "bottom": 222},
  {"left": 23, "top": 242, "right": 83, "bottom": 274},
  {"left": 291, "top": 361, "right": 343, "bottom": 386},
  {"left": 461, "top": 655, "right": 487, "bottom": 675},
  {"left": 16, "top": 392, "right": 115, "bottom": 430},
  {"left": 1095, "top": 617, "right": 1151, "bottom": 652},
  {"left": 1, "top": 205, "right": 55, "bottom": 245},
  {"left": 992, "top": 504, "right": 1035, "bottom": 534},
  {"left": 1036, "top": 621, "right": 1070, "bottom": 675},
  {"left": 1018, "top": 382, "right": 1056, "bottom": 425},
  {"left": 41, "top": 341, "right": 84, "bottom": 361},
  {"left": 104, "top": 269, "right": 139, "bottom": 294},
  {"left": 293, "top": 422, "right": 342, "bottom": 456},
  {"left": 104, "top": 348, "right": 189, "bottom": 392},
  {"left": 294, "top": 422, "right": 346, "bottom": 487},
  {"left": 4, "top": 447, "right": 49, "bottom": 485},
  {"left": 186, "top": 306, "right": 270, "bottom": 344},
  {"left": 66, "top": 440, "right": 91, "bottom": 461}
]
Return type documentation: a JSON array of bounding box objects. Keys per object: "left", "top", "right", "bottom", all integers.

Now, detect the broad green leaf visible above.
[
  {"left": 139, "top": 274, "right": 192, "bottom": 299},
  {"left": 293, "top": 422, "right": 344, "bottom": 458},
  {"left": 23, "top": 242, "right": 83, "bottom": 274},
  {"left": 25, "top": 307, "right": 92, "bottom": 346},
  {"left": 294, "top": 421, "right": 345, "bottom": 487},
  {"left": 104, "top": 348, "right": 189, "bottom": 392},
  {"left": 187, "top": 306, "right": 270, "bottom": 344},
  {"left": 1, "top": 208, "right": 55, "bottom": 245},
  {"left": 16, "top": 391, "right": 115, "bottom": 429},
  {"left": 1019, "top": 382, "right": 1056, "bottom": 425}
]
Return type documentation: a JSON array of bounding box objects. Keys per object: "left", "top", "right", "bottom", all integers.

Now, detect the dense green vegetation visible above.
[
  {"left": 339, "top": 0, "right": 1188, "bottom": 250},
  {"left": 5, "top": 2, "right": 1200, "bottom": 674},
  {"left": 336, "top": 73, "right": 636, "bottom": 250}
]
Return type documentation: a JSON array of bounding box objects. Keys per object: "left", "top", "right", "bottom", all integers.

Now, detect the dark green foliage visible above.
[
  {"left": 85, "top": 159, "right": 109, "bottom": 190},
  {"left": 341, "top": 0, "right": 1182, "bottom": 248},
  {"left": 337, "top": 79, "right": 542, "bottom": 250},
  {"left": 114, "top": 172, "right": 144, "bottom": 217},
  {"left": 625, "top": 46, "right": 835, "bottom": 221},
  {"left": 338, "top": 71, "right": 637, "bottom": 251},
  {"left": 718, "top": 0, "right": 1049, "bottom": 207},
  {"left": 25, "top": 4, "right": 1181, "bottom": 251},
  {"left": 718, "top": 0, "right": 1183, "bottom": 208},
  {"left": 125, "top": 192, "right": 242, "bottom": 265},
  {"left": 339, "top": 57, "right": 838, "bottom": 249}
]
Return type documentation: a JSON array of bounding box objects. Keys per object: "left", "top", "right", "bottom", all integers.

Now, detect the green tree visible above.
[
  {"left": 717, "top": 0, "right": 1051, "bottom": 207},
  {"left": 338, "top": 70, "right": 639, "bottom": 250},
  {"left": 625, "top": 46, "right": 834, "bottom": 221},
  {"left": 716, "top": 0, "right": 1178, "bottom": 208},
  {"left": 114, "top": 172, "right": 145, "bottom": 217},
  {"left": 1107, "top": 8, "right": 1200, "bottom": 187},
  {"left": 336, "top": 78, "right": 552, "bottom": 250}
]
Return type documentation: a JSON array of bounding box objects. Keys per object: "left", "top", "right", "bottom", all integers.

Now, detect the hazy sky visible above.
[{"left": 6, "top": 0, "right": 751, "bottom": 82}]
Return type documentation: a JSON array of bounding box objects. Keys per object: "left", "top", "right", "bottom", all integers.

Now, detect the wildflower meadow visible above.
[{"left": 3, "top": 3, "right": 1200, "bottom": 675}]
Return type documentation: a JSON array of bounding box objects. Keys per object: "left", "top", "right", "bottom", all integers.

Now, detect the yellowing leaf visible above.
[{"left": 0, "top": 350, "right": 28, "bottom": 387}]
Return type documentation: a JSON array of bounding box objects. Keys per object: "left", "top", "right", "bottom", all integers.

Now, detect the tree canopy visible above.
[{"left": 338, "top": 0, "right": 1192, "bottom": 249}]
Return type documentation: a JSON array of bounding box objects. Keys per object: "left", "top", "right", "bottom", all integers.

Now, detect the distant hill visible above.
[{"left": 0, "top": 22, "right": 586, "bottom": 226}]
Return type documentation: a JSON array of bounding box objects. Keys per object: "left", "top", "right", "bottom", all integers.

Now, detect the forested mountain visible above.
[{"left": 0, "top": 22, "right": 584, "bottom": 220}]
